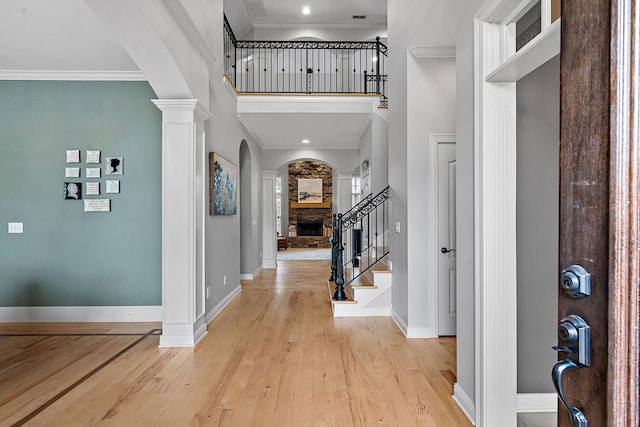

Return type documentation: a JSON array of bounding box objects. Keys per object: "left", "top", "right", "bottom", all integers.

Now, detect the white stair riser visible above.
[{"left": 332, "top": 288, "right": 392, "bottom": 317}]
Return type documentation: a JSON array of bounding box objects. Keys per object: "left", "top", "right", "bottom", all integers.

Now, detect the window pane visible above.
[
  {"left": 551, "top": 0, "right": 560, "bottom": 23},
  {"left": 516, "top": 1, "right": 541, "bottom": 51}
]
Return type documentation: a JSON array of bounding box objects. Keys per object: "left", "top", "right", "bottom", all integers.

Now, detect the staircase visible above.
[{"left": 329, "top": 186, "right": 391, "bottom": 317}]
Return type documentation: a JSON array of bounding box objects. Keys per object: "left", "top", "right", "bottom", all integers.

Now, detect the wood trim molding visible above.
[
  {"left": 289, "top": 202, "right": 331, "bottom": 209},
  {"left": 608, "top": 0, "right": 640, "bottom": 424}
]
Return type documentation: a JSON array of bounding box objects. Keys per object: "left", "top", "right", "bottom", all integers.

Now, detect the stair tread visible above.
[{"left": 327, "top": 280, "right": 356, "bottom": 304}]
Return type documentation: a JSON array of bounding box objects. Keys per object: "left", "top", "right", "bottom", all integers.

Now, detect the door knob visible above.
[
  {"left": 552, "top": 360, "right": 588, "bottom": 426},
  {"left": 552, "top": 314, "right": 590, "bottom": 426},
  {"left": 440, "top": 247, "right": 455, "bottom": 254}
]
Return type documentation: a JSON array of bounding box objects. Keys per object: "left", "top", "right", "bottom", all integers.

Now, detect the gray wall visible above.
[
  {"left": 516, "top": 55, "right": 560, "bottom": 393},
  {"left": 0, "top": 81, "right": 161, "bottom": 306}
]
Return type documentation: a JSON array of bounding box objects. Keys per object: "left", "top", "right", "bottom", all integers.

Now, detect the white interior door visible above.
[{"left": 438, "top": 142, "right": 456, "bottom": 336}]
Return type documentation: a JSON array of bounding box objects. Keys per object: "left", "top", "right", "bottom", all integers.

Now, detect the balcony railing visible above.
[{"left": 224, "top": 15, "right": 388, "bottom": 105}]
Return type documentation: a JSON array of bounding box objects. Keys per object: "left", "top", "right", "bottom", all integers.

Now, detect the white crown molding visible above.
[
  {"left": 238, "top": 114, "right": 265, "bottom": 148},
  {"left": 409, "top": 46, "right": 456, "bottom": 58},
  {"left": 0, "top": 306, "right": 162, "bottom": 322},
  {"left": 357, "top": 114, "right": 372, "bottom": 138},
  {"left": 262, "top": 144, "right": 358, "bottom": 150},
  {"left": 252, "top": 22, "right": 387, "bottom": 31},
  {"left": 162, "top": 0, "right": 217, "bottom": 64},
  {"left": 0, "top": 70, "right": 146, "bottom": 81}
]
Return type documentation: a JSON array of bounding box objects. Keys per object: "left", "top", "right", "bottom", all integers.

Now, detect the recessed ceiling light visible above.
[
  {"left": 302, "top": 139, "right": 310, "bottom": 144},
  {"left": 302, "top": 6, "right": 310, "bottom": 15}
]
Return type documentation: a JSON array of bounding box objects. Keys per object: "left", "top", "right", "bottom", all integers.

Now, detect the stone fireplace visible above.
[
  {"left": 297, "top": 219, "right": 324, "bottom": 236},
  {"left": 287, "top": 160, "right": 333, "bottom": 248}
]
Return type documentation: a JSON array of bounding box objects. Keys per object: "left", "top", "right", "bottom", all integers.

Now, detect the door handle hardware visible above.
[
  {"left": 560, "top": 265, "right": 591, "bottom": 298},
  {"left": 551, "top": 314, "right": 591, "bottom": 426},
  {"left": 552, "top": 360, "right": 588, "bottom": 427},
  {"left": 440, "top": 247, "right": 455, "bottom": 254},
  {"left": 556, "top": 315, "right": 591, "bottom": 366}
]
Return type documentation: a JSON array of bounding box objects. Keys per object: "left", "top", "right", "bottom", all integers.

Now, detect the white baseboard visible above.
[
  {"left": 406, "top": 326, "right": 438, "bottom": 339},
  {"left": 240, "top": 265, "right": 263, "bottom": 281},
  {"left": 0, "top": 306, "right": 162, "bottom": 323},
  {"left": 390, "top": 308, "right": 408, "bottom": 336},
  {"left": 205, "top": 285, "right": 242, "bottom": 325},
  {"left": 517, "top": 393, "right": 557, "bottom": 413},
  {"left": 453, "top": 383, "right": 476, "bottom": 425}
]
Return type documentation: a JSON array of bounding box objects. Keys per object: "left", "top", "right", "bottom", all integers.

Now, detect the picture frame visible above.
[
  {"left": 210, "top": 152, "right": 237, "bottom": 215},
  {"left": 105, "top": 157, "right": 123, "bottom": 175},
  {"left": 298, "top": 178, "right": 323, "bottom": 203}
]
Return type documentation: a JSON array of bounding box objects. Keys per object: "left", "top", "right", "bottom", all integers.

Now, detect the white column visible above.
[
  {"left": 153, "top": 99, "right": 211, "bottom": 347},
  {"left": 262, "top": 170, "right": 278, "bottom": 269},
  {"left": 337, "top": 172, "right": 354, "bottom": 214}
]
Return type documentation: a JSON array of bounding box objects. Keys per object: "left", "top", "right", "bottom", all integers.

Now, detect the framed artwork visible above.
[
  {"left": 64, "top": 182, "right": 82, "bottom": 200},
  {"left": 210, "top": 152, "right": 237, "bottom": 215},
  {"left": 86, "top": 150, "right": 101, "bottom": 163},
  {"left": 105, "top": 157, "right": 123, "bottom": 175},
  {"left": 66, "top": 150, "right": 80, "bottom": 163},
  {"left": 298, "top": 178, "right": 322, "bottom": 203}
]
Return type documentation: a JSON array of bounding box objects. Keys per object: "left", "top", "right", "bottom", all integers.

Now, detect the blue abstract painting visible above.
[{"left": 210, "top": 152, "right": 237, "bottom": 215}]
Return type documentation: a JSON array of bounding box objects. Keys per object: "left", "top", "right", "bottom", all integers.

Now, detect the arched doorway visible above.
[{"left": 239, "top": 140, "right": 255, "bottom": 278}]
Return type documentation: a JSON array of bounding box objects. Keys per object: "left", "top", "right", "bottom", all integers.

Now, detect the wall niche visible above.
[{"left": 288, "top": 160, "right": 332, "bottom": 248}]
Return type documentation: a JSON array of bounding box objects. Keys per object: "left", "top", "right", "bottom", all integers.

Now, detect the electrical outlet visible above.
[
  {"left": 395, "top": 221, "right": 401, "bottom": 233},
  {"left": 223, "top": 275, "right": 227, "bottom": 286},
  {"left": 125, "top": 311, "right": 134, "bottom": 318},
  {"left": 8, "top": 222, "right": 23, "bottom": 234},
  {"left": 206, "top": 286, "right": 211, "bottom": 298}
]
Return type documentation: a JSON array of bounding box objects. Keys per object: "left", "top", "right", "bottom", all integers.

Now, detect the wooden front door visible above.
[{"left": 558, "top": 0, "right": 638, "bottom": 425}]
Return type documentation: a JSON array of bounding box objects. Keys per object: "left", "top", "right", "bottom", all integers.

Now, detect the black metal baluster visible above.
[
  {"left": 333, "top": 214, "right": 347, "bottom": 301},
  {"left": 329, "top": 214, "right": 338, "bottom": 282}
]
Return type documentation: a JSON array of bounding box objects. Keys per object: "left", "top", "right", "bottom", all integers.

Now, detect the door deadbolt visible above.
[{"left": 560, "top": 265, "right": 591, "bottom": 298}]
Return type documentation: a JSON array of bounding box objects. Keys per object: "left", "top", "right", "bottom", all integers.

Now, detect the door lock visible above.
[
  {"left": 560, "top": 265, "right": 591, "bottom": 298},
  {"left": 552, "top": 315, "right": 590, "bottom": 426}
]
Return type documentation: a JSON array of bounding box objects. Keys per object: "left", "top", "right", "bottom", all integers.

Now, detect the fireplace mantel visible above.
[{"left": 289, "top": 202, "right": 331, "bottom": 209}]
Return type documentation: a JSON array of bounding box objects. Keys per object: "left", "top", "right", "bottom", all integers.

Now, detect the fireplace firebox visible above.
[{"left": 297, "top": 220, "right": 324, "bottom": 236}]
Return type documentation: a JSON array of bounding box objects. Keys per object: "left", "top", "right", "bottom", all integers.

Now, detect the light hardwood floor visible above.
[{"left": 0, "top": 260, "right": 472, "bottom": 426}]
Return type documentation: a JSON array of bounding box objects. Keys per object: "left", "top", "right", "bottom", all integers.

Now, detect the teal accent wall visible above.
[{"left": 0, "top": 81, "right": 161, "bottom": 306}]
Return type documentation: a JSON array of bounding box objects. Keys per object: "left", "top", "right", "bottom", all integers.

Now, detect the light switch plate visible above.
[{"left": 8, "top": 222, "right": 23, "bottom": 233}]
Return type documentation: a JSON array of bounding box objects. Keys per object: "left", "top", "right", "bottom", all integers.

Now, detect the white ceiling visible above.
[{"left": 0, "top": 0, "right": 389, "bottom": 151}]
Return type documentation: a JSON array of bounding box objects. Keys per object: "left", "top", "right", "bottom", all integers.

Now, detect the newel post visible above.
[{"left": 333, "top": 213, "right": 347, "bottom": 301}]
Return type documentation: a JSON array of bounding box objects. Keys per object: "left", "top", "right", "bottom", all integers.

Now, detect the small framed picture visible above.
[
  {"left": 86, "top": 167, "right": 101, "bottom": 178},
  {"left": 106, "top": 180, "right": 120, "bottom": 194},
  {"left": 86, "top": 182, "right": 100, "bottom": 196},
  {"left": 105, "top": 157, "right": 123, "bottom": 175},
  {"left": 64, "top": 182, "right": 82, "bottom": 200},
  {"left": 65, "top": 167, "right": 80, "bottom": 178},
  {"left": 66, "top": 149, "right": 80, "bottom": 163},
  {"left": 86, "top": 150, "right": 101, "bottom": 164}
]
